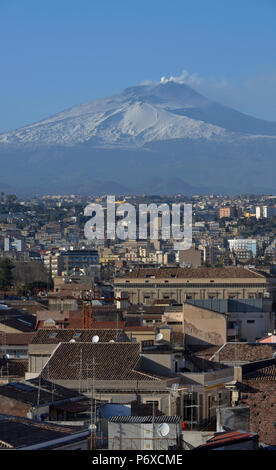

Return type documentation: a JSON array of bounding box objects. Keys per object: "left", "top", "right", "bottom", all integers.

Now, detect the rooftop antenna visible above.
[
  {"left": 37, "top": 374, "right": 41, "bottom": 407},
  {"left": 78, "top": 347, "right": 83, "bottom": 394}
]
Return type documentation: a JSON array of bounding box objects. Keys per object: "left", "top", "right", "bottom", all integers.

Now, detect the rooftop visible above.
[
  {"left": 0, "top": 377, "right": 83, "bottom": 406},
  {"left": 117, "top": 267, "right": 266, "bottom": 280},
  {"left": 0, "top": 414, "right": 88, "bottom": 449},
  {"left": 212, "top": 343, "right": 276, "bottom": 363},
  {"left": 195, "top": 430, "right": 258, "bottom": 450},
  {"left": 30, "top": 328, "right": 129, "bottom": 344},
  {"left": 41, "top": 342, "right": 163, "bottom": 382}
]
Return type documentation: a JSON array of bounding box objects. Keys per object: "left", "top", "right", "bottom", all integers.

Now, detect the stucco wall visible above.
[{"left": 183, "top": 303, "right": 227, "bottom": 346}]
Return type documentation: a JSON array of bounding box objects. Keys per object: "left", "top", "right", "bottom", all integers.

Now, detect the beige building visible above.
[
  {"left": 177, "top": 246, "right": 203, "bottom": 267},
  {"left": 114, "top": 267, "right": 272, "bottom": 305},
  {"left": 162, "top": 303, "right": 227, "bottom": 347}
]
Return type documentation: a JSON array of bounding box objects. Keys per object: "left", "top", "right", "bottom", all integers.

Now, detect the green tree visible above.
[{"left": 0, "top": 258, "right": 14, "bottom": 290}]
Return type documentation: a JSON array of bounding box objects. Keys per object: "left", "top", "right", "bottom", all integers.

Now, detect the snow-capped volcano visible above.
[
  {"left": 1, "top": 80, "right": 276, "bottom": 195},
  {"left": 2, "top": 80, "right": 276, "bottom": 148}
]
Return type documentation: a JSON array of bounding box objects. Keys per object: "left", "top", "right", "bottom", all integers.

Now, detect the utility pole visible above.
[{"left": 152, "top": 392, "right": 155, "bottom": 451}]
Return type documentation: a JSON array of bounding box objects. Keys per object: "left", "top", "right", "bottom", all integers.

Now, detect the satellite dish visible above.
[
  {"left": 69, "top": 339, "right": 76, "bottom": 343},
  {"left": 109, "top": 340, "right": 115, "bottom": 343},
  {"left": 3, "top": 354, "right": 9, "bottom": 360},
  {"left": 157, "top": 423, "right": 170, "bottom": 437},
  {"left": 156, "top": 333, "right": 163, "bottom": 342},
  {"left": 92, "top": 335, "right": 99, "bottom": 343}
]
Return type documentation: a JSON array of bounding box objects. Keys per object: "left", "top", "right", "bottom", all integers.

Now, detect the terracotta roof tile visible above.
[
  {"left": 41, "top": 342, "right": 160, "bottom": 382},
  {"left": 214, "top": 343, "right": 276, "bottom": 363},
  {"left": 30, "top": 328, "right": 129, "bottom": 344},
  {"left": 118, "top": 267, "right": 266, "bottom": 280}
]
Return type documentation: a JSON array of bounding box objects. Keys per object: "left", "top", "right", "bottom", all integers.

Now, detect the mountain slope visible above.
[{"left": 0, "top": 80, "right": 276, "bottom": 195}]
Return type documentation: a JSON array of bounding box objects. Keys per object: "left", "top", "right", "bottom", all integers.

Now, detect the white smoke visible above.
[{"left": 160, "top": 70, "right": 203, "bottom": 86}]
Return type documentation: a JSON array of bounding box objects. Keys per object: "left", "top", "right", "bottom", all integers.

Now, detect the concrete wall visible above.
[
  {"left": 108, "top": 421, "right": 181, "bottom": 450},
  {"left": 217, "top": 406, "right": 250, "bottom": 433},
  {"left": 141, "top": 352, "right": 185, "bottom": 376},
  {"left": 183, "top": 303, "right": 227, "bottom": 347}
]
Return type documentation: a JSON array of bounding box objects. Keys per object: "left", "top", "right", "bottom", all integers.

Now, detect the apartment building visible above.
[
  {"left": 60, "top": 249, "right": 99, "bottom": 273},
  {"left": 228, "top": 239, "right": 257, "bottom": 257},
  {"left": 114, "top": 267, "right": 271, "bottom": 305}
]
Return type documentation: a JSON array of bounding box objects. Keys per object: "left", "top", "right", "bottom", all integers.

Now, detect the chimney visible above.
[{"left": 234, "top": 366, "right": 242, "bottom": 382}]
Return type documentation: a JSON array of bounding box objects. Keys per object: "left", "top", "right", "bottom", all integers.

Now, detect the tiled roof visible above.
[
  {"left": 41, "top": 342, "right": 160, "bottom": 382},
  {"left": 244, "top": 364, "right": 276, "bottom": 382},
  {"left": 213, "top": 343, "right": 276, "bottom": 363},
  {"left": 0, "top": 378, "right": 80, "bottom": 406},
  {"left": 0, "top": 377, "right": 82, "bottom": 405},
  {"left": 91, "top": 321, "right": 126, "bottom": 329},
  {"left": 0, "top": 359, "right": 28, "bottom": 378},
  {"left": 4, "top": 333, "right": 35, "bottom": 345},
  {"left": 0, "top": 415, "right": 87, "bottom": 448},
  {"left": 30, "top": 328, "right": 129, "bottom": 344},
  {"left": 0, "top": 315, "right": 36, "bottom": 332},
  {"left": 118, "top": 267, "right": 265, "bottom": 280},
  {"left": 188, "top": 344, "right": 221, "bottom": 359},
  {"left": 195, "top": 431, "right": 258, "bottom": 449}
]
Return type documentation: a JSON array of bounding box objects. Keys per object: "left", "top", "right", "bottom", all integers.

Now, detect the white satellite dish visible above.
[
  {"left": 3, "top": 354, "right": 9, "bottom": 360},
  {"left": 156, "top": 333, "right": 163, "bottom": 342},
  {"left": 69, "top": 339, "right": 76, "bottom": 343},
  {"left": 157, "top": 423, "right": 170, "bottom": 437},
  {"left": 92, "top": 335, "right": 99, "bottom": 343},
  {"left": 109, "top": 340, "right": 115, "bottom": 343}
]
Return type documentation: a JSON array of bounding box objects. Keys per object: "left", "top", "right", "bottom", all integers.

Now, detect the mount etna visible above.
[{"left": 0, "top": 80, "right": 276, "bottom": 195}]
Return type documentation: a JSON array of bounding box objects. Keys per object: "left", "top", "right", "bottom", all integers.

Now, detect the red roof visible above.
[
  {"left": 124, "top": 326, "right": 155, "bottom": 331},
  {"left": 91, "top": 321, "right": 126, "bottom": 329},
  {"left": 258, "top": 335, "right": 276, "bottom": 343},
  {"left": 196, "top": 431, "right": 258, "bottom": 449}
]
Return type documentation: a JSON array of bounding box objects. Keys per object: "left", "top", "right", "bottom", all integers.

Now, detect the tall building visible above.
[
  {"left": 219, "top": 206, "right": 238, "bottom": 218},
  {"left": 256, "top": 206, "right": 276, "bottom": 219},
  {"left": 59, "top": 249, "right": 99, "bottom": 273},
  {"left": 43, "top": 251, "right": 63, "bottom": 278},
  {"left": 228, "top": 239, "right": 257, "bottom": 257},
  {"left": 4, "top": 237, "right": 25, "bottom": 252}
]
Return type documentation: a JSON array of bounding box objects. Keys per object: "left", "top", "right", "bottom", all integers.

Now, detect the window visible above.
[
  {"left": 247, "top": 320, "right": 255, "bottom": 324},
  {"left": 73, "top": 332, "right": 82, "bottom": 338},
  {"left": 49, "top": 332, "right": 58, "bottom": 338}
]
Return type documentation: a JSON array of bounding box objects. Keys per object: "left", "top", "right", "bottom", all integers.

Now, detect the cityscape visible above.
[
  {"left": 0, "top": 191, "right": 276, "bottom": 451},
  {"left": 1, "top": 0, "right": 276, "bottom": 458}
]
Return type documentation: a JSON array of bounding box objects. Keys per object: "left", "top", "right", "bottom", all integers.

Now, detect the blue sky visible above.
[{"left": 0, "top": 0, "right": 276, "bottom": 132}]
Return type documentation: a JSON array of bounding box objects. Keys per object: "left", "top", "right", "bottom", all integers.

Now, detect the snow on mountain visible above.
[{"left": 0, "top": 81, "right": 244, "bottom": 147}]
